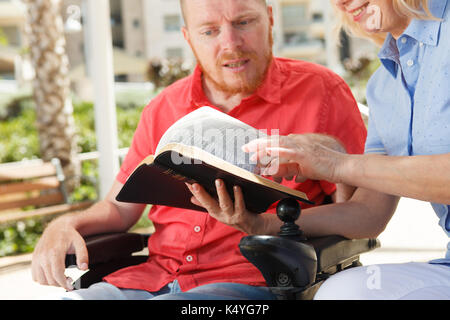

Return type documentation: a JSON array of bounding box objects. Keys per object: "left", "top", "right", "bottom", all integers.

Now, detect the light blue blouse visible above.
[{"left": 365, "top": 0, "right": 450, "bottom": 263}]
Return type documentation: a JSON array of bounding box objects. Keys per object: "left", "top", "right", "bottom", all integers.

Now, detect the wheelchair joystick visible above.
[
  {"left": 276, "top": 198, "right": 307, "bottom": 241},
  {"left": 238, "top": 197, "right": 317, "bottom": 299}
]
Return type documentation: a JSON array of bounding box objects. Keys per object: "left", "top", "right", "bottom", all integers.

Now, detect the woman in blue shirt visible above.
[{"left": 242, "top": 0, "right": 450, "bottom": 299}]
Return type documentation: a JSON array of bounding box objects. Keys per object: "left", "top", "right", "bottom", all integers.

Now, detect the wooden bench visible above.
[{"left": 0, "top": 158, "right": 93, "bottom": 224}]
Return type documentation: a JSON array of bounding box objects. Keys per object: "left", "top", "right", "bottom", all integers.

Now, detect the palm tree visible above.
[{"left": 23, "top": 0, "right": 80, "bottom": 192}]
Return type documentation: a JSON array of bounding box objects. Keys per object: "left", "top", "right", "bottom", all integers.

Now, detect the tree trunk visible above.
[{"left": 23, "top": 0, "right": 80, "bottom": 193}]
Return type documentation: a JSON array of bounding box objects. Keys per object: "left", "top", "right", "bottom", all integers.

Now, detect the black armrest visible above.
[
  {"left": 65, "top": 232, "right": 150, "bottom": 268},
  {"left": 240, "top": 233, "right": 380, "bottom": 299},
  {"left": 65, "top": 232, "right": 150, "bottom": 289},
  {"left": 306, "top": 235, "right": 380, "bottom": 273}
]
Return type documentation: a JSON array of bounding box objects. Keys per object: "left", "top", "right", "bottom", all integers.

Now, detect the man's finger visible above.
[
  {"left": 233, "top": 186, "right": 246, "bottom": 213},
  {"left": 32, "top": 264, "right": 48, "bottom": 286},
  {"left": 73, "top": 234, "right": 89, "bottom": 271},
  {"left": 187, "top": 183, "right": 221, "bottom": 214},
  {"left": 42, "top": 260, "right": 59, "bottom": 287},
  {"left": 190, "top": 196, "right": 203, "bottom": 207},
  {"left": 49, "top": 252, "right": 73, "bottom": 290},
  {"left": 215, "top": 179, "right": 234, "bottom": 213}
]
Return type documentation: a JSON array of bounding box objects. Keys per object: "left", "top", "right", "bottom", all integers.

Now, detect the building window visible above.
[
  {"left": 284, "top": 32, "right": 308, "bottom": 46},
  {"left": 1, "top": 26, "right": 20, "bottom": 46},
  {"left": 281, "top": 4, "right": 310, "bottom": 46},
  {"left": 166, "top": 47, "right": 183, "bottom": 59},
  {"left": 312, "top": 13, "right": 323, "bottom": 22},
  {"left": 282, "top": 4, "right": 307, "bottom": 29},
  {"left": 164, "top": 15, "right": 181, "bottom": 32}
]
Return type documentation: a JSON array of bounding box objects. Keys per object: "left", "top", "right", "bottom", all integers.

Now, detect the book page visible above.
[{"left": 155, "top": 107, "right": 270, "bottom": 174}]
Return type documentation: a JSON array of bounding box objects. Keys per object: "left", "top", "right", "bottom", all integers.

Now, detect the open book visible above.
[{"left": 116, "top": 107, "right": 312, "bottom": 213}]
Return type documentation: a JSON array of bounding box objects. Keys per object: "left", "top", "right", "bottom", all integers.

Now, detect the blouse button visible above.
[
  {"left": 407, "top": 59, "right": 414, "bottom": 67},
  {"left": 194, "top": 226, "right": 201, "bottom": 233},
  {"left": 186, "top": 255, "right": 193, "bottom": 262},
  {"left": 401, "top": 37, "right": 407, "bottom": 44}
]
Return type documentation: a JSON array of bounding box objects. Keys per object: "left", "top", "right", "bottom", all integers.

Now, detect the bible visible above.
[{"left": 116, "top": 107, "right": 312, "bottom": 213}]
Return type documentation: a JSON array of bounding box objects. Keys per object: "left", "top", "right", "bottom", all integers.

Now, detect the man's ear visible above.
[
  {"left": 182, "top": 26, "right": 191, "bottom": 45},
  {"left": 267, "top": 5, "right": 274, "bottom": 26}
]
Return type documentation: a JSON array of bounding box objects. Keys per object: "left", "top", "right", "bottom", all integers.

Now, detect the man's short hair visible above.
[{"left": 180, "top": 0, "right": 267, "bottom": 27}]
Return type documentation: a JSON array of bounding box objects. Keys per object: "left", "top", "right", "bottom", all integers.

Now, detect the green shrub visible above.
[
  {"left": 73, "top": 101, "right": 97, "bottom": 153},
  {"left": 0, "top": 107, "right": 40, "bottom": 162},
  {"left": 0, "top": 219, "right": 45, "bottom": 256},
  {"left": 0, "top": 99, "right": 146, "bottom": 163},
  {"left": 70, "top": 160, "right": 99, "bottom": 203},
  {"left": 0, "top": 94, "right": 150, "bottom": 257}
]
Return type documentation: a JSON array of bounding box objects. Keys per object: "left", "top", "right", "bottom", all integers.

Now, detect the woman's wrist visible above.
[{"left": 334, "top": 153, "right": 360, "bottom": 185}]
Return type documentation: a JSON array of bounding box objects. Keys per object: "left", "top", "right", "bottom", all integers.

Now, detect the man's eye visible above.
[
  {"left": 203, "top": 30, "right": 215, "bottom": 36},
  {"left": 234, "top": 19, "right": 254, "bottom": 28}
]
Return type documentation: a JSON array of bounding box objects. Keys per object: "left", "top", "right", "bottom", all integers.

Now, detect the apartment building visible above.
[
  {"left": 87, "top": 0, "right": 371, "bottom": 75},
  {"left": 0, "top": 0, "right": 375, "bottom": 84},
  {"left": 64, "top": 0, "right": 192, "bottom": 82},
  {"left": 139, "top": 0, "right": 330, "bottom": 65},
  {"left": 0, "top": 0, "right": 26, "bottom": 80},
  {"left": 68, "top": 0, "right": 341, "bottom": 79},
  {"left": 141, "top": 0, "right": 193, "bottom": 63}
]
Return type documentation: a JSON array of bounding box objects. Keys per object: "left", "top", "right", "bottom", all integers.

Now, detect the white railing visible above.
[
  {"left": 77, "top": 147, "right": 129, "bottom": 162},
  {"left": 0, "top": 147, "right": 129, "bottom": 169},
  {"left": 0, "top": 80, "right": 19, "bottom": 93}
]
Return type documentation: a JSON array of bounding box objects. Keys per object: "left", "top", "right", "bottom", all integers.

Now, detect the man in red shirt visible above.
[{"left": 32, "top": 0, "right": 366, "bottom": 299}]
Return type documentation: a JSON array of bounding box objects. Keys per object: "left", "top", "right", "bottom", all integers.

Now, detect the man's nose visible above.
[{"left": 219, "top": 24, "right": 243, "bottom": 51}]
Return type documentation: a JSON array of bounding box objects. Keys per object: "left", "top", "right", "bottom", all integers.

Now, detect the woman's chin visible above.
[{"left": 364, "top": 26, "right": 382, "bottom": 34}]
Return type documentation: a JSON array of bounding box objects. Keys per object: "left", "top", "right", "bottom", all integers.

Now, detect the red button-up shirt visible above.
[{"left": 103, "top": 57, "right": 367, "bottom": 292}]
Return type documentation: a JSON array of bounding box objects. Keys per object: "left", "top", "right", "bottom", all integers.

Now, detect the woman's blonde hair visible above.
[{"left": 333, "top": 0, "right": 437, "bottom": 46}]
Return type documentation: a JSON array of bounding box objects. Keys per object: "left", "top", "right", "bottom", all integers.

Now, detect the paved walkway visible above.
[{"left": 0, "top": 197, "right": 447, "bottom": 299}]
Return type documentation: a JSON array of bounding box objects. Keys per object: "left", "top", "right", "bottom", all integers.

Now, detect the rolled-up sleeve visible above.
[{"left": 364, "top": 111, "right": 387, "bottom": 155}]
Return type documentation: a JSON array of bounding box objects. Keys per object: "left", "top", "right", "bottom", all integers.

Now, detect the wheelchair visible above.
[{"left": 65, "top": 198, "right": 379, "bottom": 300}]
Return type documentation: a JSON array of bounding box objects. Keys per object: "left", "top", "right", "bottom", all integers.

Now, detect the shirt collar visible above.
[
  {"left": 188, "top": 65, "right": 209, "bottom": 108},
  {"left": 377, "top": 0, "right": 447, "bottom": 77},
  {"left": 253, "top": 58, "right": 282, "bottom": 104},
  {"left": 402, "top": 0, "right": 447, "bottom": 46},
  {"left": 378, "top": 34, "right": 399, "bottom": 77},
  {"left": 188, "top": 58, "right": 282, "bottom": 108}
]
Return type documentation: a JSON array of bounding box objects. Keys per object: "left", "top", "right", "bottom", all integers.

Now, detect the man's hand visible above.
[
  {"left": 185, "top": 179, "right": 266, "bottom": 235},
  {"left": 31, "top": 217, "right": 89, "bottom": 291}
]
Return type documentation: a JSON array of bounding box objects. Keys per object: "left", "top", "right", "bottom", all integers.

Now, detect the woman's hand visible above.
[
  {"left": 242, "top": 133, "right": 347, "bottom": 184},
  {"left": 185, "top": 179, "right": 269, "bottom": 235}
]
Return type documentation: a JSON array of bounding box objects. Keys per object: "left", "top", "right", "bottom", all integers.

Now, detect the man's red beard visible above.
[{"left": 193, "top": 30, "right": 274, "bottom": 96}]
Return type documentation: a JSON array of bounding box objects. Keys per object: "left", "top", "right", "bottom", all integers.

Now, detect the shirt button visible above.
[
  {"left": 186, "top": 255, "right": 193, "bottom": 262},
  {"left": 194, "top": 226, "right": 201, "bottom": 233},
  {"left": 419, "top": 42, "right": 424, "bottom": 47},
  {"left": 407, "top": 59, "right": 414, "bottom": 67},
  {"left": 401, "top": 37, "right": 407, "bottom": 44}
]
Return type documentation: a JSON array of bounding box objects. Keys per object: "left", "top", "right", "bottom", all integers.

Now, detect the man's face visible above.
[{"left": 182, "top": 0, "right": 274, "bottom": 96}]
